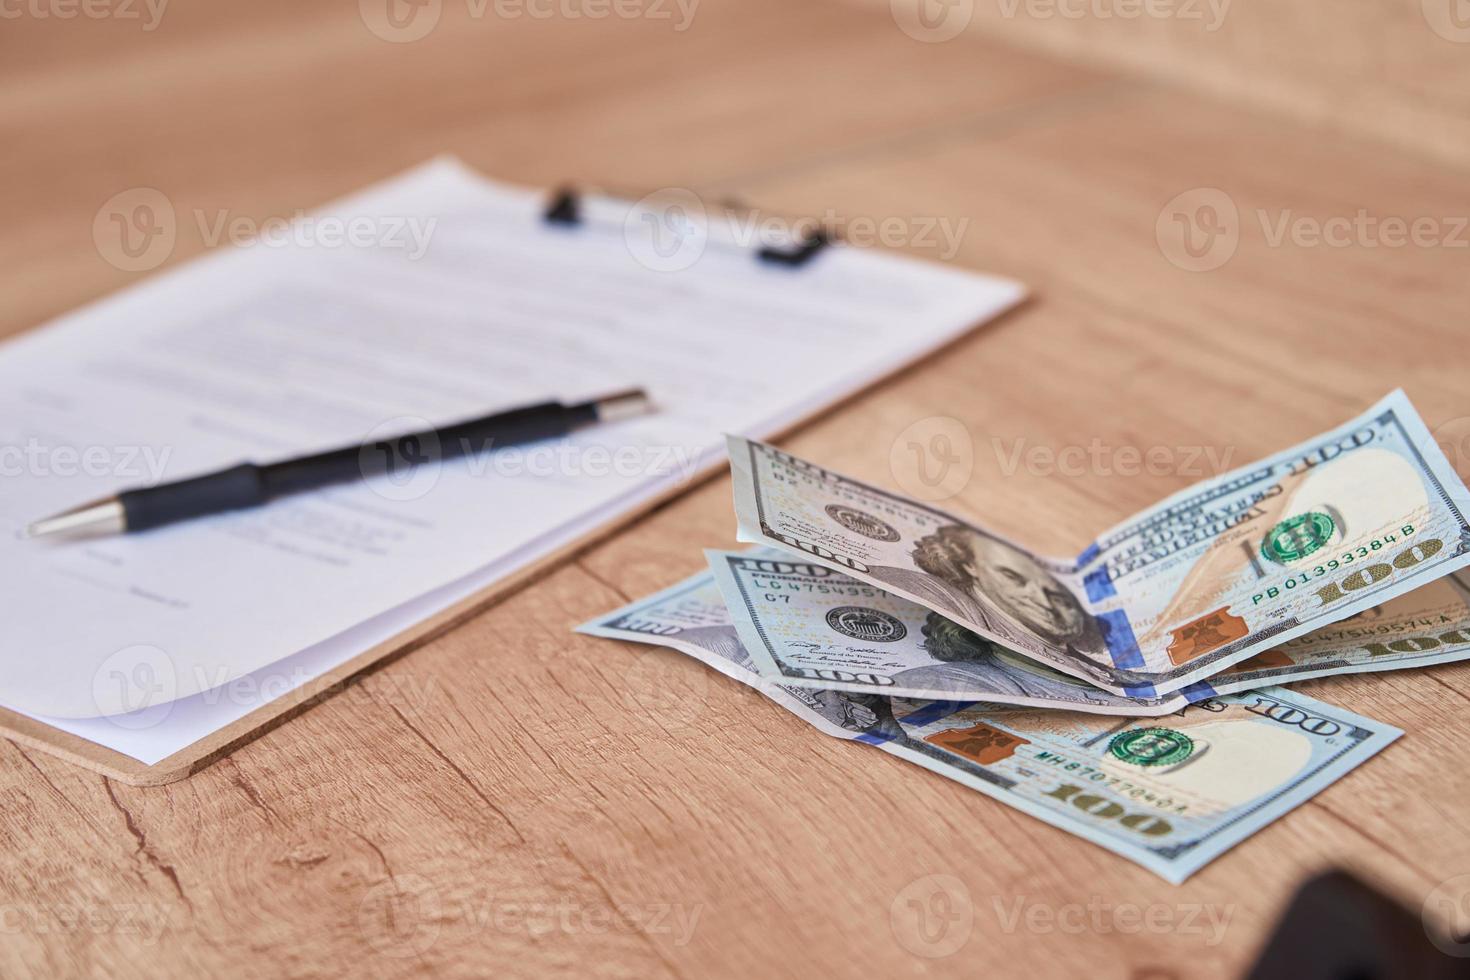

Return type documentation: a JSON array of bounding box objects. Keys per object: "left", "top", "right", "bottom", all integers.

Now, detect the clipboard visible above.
[
  {"left": 0, "top": 173, "right": 1023, "bottom": 786},
  {"left": 0, "top": 466, "right": 712, "bottom": 785}
]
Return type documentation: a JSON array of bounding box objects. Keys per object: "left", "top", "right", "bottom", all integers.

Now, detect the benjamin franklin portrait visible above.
[
  {"left": 891, "top": 612, "right": 1117, "bottom": 705},
  {"left": 869, "top": 523, "right": 1109, "bottom": 668}
]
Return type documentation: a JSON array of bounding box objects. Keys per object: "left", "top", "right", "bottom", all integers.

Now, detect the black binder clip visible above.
[
  {"left": 758, "top": 228, "right": 831, "bottom": 268},
  {"left": 545, "top": 183, "right": 833, "bottom": 268},
  {"left": 544, "top": 187, "right": 581, "bottom": 226}
]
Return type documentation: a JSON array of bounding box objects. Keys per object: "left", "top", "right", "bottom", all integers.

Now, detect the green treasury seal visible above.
[
  {"left": 1260, "top": 511, "right": 1336, "bottom": 564},
  {"left": 1108, "top": 727, "right": 1194, "bottom": 767}
]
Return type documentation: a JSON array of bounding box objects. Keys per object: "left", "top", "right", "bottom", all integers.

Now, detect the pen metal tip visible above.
[
  {"left": 592, "top": 388, "right": 654, "bottom": 424},
  {"left": 25, "top": 499, "right": 127, "bottom": 539}
]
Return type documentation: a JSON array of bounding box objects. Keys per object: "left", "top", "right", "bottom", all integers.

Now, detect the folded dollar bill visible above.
[
  {"left": 706, "top": 548, "right": 1470, "bottom": 712},
  {"left": 576, "top": 554, "right": 873, "bottom": 742},
  {"left": 727, "top": 390, "right": 1470, "bottom": 698},
  {"left": 577, "top": 564, "right": 1401, "bottom": 883}
]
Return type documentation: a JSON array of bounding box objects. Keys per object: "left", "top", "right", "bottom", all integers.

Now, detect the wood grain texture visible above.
[
  {"left": 2, "top": 0, "right": 1469, "bottom": 976},
  {"left": 860, "top": 0, "right": 1470, "bottom": 171}
]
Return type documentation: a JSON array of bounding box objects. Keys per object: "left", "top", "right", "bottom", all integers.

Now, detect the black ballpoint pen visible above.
[{"left": 25, "top": 388, "right": 653, "bottom": 538}]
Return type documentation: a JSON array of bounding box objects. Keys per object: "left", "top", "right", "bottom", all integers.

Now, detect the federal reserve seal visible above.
[
  {"left": 824, "top": 504, "right": 900, "bottom": 542},
  {"left": 1260, "top": 511, "right": 1336, "bottom": 564},
  {"left": 826, "top": 606, "right": 908, "bottom": 643},
  {"left": 1108, "top": 727, "right": 1194, "bottom": 767}
]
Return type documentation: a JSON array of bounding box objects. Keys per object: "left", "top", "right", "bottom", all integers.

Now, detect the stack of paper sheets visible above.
[{"left": 0, "top": 159, "right": 1024, "bottom": 765}]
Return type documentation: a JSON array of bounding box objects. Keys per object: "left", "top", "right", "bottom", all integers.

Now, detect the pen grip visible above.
[
  {"left": 120, "top": 463, "right": 267, "bottom": 532},
  {"left": 118, "top": 402, "right": 583, "bottom": 530},
  {"left": 261, "top": 402, "right": 572, "bottom": 497}
]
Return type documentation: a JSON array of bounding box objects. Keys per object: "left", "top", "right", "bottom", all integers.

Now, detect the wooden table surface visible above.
[{"left": 4, "top": 1, "right": 1470, "bottom": 976}]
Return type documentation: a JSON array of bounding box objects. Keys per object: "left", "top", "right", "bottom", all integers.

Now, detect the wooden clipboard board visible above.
[
  {"left": 0, "top": 465, "right": 711, "bottom": 786},
  {"left": 0, "top": 177, "right": 1025, "bottom": 786},
  {"left": 0, "top": 297, "right": 1031, "bottom": 787}
]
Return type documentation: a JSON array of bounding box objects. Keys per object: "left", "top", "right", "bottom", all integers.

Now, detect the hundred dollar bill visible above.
[
  {"left": 576, "top": 564, "right": 1402, "bottom": 883},
  {"left": 575, "top": 548, "right": 891, "bottom": 740},
  {"left": 706, "top": 548, "right": 1470, "bottom": 712},
  {"left": 1203, "top": 572, "right": 1470, "bottom": 696},
  {"left": 706, "top": 548, "right": 1198, "bottom": 715},
  {"left": 882, "top": 689, "right": 1399, "bottom": 884},
  {"left": 727, "top": 390, "right": 1470, "bottom": 697}
]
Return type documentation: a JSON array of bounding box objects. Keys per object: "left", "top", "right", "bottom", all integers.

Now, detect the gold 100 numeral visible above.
[
  {"left": 1043, "top": 783, "right": 1172, "bottom": 837},
  {"left": 1360, "top": 625, "right": 1470, "bottom": 659},
  {"left": 1315, "top": 537, "right": 1443, "bottom": 607}
]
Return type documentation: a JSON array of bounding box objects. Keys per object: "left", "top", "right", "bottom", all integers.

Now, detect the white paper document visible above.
[{"left": 0, "top": 158, "right": 1023, "bottom": 763}]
